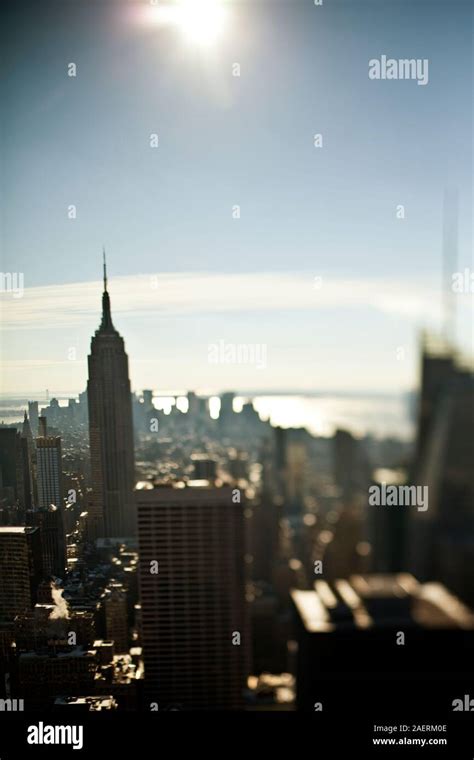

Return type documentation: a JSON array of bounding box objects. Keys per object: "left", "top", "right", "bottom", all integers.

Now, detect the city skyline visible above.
[{"left": 0, "top": 0, "right": 472, "bottom": 742}]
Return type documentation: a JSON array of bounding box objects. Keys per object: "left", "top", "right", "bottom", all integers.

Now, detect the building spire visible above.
[
  {"left": 99, "top": 248, "right": 115, "bottom": 332},
  {"left": 22, "top": 410, "right": 33, "bottom": 442},
  {"left": 103, "top": 246, "right": 108, "bottom": 292}
]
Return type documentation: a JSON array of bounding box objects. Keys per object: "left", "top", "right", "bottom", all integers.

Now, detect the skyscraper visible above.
[
  {"left": 87, "top": 253, "right": 136, "bottom": 538},
  {"left": 27, "top": 506, "right": 66, "bottom": 579},
  {"left": 408, "top": 334, "right": 474, "bottom": 602},
  {"left": 137, "top": 483, "right": 249, "bottom": 710},
  {"left": 0, "top": 527, "right": 42, "bottom": 622},
  {"left": 28, "top": 402, "right": 39, "bottom": 436},
  {"left": 291, "top": 574, "right": 474, "bottom": 711},
  {"left": 22, "top": 411, "right": 34, "bottom": 449},
  {"left": 22, "top": 412, "right": 37, "bottom": 507},
  {"left": 36, "top": 435, "right": 63, "bottom": 510},
  {"left": 219, "top": 391, "right": 235, "bottom": 434},
  {"left": 102, "top": 582, "right": 128, "bottom": 654},
  {"left": 0, "top": 427, "right": 32, "bottom": 509}
]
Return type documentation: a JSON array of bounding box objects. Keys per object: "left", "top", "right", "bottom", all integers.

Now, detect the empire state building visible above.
[{"left": 87, "top": 254, "right": 136, "bottom": 538}]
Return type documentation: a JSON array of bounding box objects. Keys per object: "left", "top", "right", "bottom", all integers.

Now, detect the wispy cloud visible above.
[{"left": 0, "top": 271, "right": 445, "bottom": 331}]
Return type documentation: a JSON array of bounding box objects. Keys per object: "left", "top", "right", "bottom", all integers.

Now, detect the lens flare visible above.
[{"left": 177, "top": 0, "right": 227, "bottom": 47}]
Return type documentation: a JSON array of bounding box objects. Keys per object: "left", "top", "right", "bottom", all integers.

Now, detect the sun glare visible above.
[
  {"left": 139, "top": 1, "right": 228, "bottom": 48},
  {"left": 177, "top": 0, "right": 227, "bottom": 47}
]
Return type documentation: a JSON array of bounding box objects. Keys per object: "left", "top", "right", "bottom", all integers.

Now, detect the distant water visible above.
[
  {"left": 248, "top": 395, "right": 414, "bottom": 440},
  {"left": 0, "top": 391, "right": 415, "bottom": 441}
]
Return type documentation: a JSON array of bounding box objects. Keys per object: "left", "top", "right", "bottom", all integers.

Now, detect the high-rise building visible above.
[
  {"left": 369, "top": 470, "right": 406, "bottom": 574},
  {"left": 142, "top": 390, "right": 153, "bottom": 411},
  {"left": 102, "top": 582, "right": 128, "bottom": 654},
  {"left": 274, "top": 427, "right": 311, "bottom": 515},
  {"left": 219, "top": 392, "right": 235, "bottom": 433},
  {"left": 0, "top": 427, "right": 33, "bottom": 509},
  {"left": 0, "top": 527, "right": 42, "bottom": 622},
  {"left": 28, "top": 402, "right": 39, "bottom": 436},
  {"left": 291, "top": 574, "right": 474, "bottom": 711},
  {"left": 137, "top": 483, "right": 249, "bottom": 710},
  {"left": 250, "top": 444, "right": 280, "bottom": 586},
  {"left": 408, "top": 335, "right": 474, "bottom": 603},
  {"left": 286, "top": 439, "right": 307, "bottom": 514},
  {"left": 27, "top": 506, "right": 66, "bottom": 578},
  {"left": 334, "top": 429, "right": 357, "bottom": 497},
  {"left": 87, "top": 254, "right": 136, "bottom": 538},
  {"left": 22, "top": 412, "right": 34, "bottom": 449},
  {"left": 38, "top": 416, "right": 47, "bottom": 438},
  {"left": 36, "top": 436, "right": 63, "bottom": 510},
  {"left": 333, "top": 428, "right": 371, "bottom": 501},
  {"left": 187, "top": 391, "right": 200, "bottom": 417},
  {"left": 22, "top": 412, "right": 37, "bottom": 507}
]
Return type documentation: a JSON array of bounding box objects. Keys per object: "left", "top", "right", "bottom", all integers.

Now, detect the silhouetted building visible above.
[
  {"left": 228, "top": 450, "right": 249, "bottom": 481},
  {"left": 103, "top": 583, "right": 128, "bottom": 654},
  {"left": 87, "top": 255, "right": 135, "bottom": 538},
  {"left": 142, "top": 390, "right": 153, "bottom": 411},
  {"left": 22, "top": 412, "right": 33, "bottom": 450},
  {"left": 249, "top": 584, "right": 281, "bottom": 674},
  {"left": 38, "top": 416, "right": 47, "bottom": 438},
  {"left": 0, "top": 527, "right": 43, "bottom": 622},
  {"left": 187, "top": 391, "right": 200, "bottom": 417},
  {"left": 334, "top": 429, "right": 371, "bottom": 500},
  {"left": 274, "top": 427, "right": 310, "bottom": 515},
  {"left": 22, "top": 412, "right": 37, "bottom": 507},
  {"left": 334, "top": 429, "right": 357, "bottom": 497},
  {"left": 0, "top": 428, "right": 32, "bottom": 508},
  {"left": 14, "top": 605, "right": 94, "bottom": 651},
  {"left": 251, "top": 441, "right": 280, "bottom": 585},
  {"left": 369, "top": 469, "right": 406, "bottom": 574},
  {"left": 28, "top": 402, "right": 39, "bottom": 436},
  {"left": 137, "top": 483, "right": 249, "bottom": 710},
  {"left": 36, "top": 436, "right": 63, "bottom": 510},
  {"left": 17, "top": 648, "right": 97, "bottom": 707},
  {"left": 408, "top": 335, "right": 474, "bottom": 603},
  {"left": 219, "top": 392, "right": 235, "bottom": 432},
  {"left": 286, "top": 439, "right": 307, "bottom": 514},
  {"left": 191, "top": 454, "right": 217, "bottom": 482},
  {"left": 27, "top": 506, "right": 66, "bottom": 578},
  {"left": 292, "top": 574, "right": 474, "bottom": 711}
]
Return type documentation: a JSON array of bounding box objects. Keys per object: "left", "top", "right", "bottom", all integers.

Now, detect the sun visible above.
[
  {"left": 176, "top": 0, "right": 227, "bottom": 47},
  {"left": 137, "top": 0, "right": 229, "bottom": 49}
]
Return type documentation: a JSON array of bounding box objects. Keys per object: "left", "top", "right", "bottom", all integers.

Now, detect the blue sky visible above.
[{"left": 1, "top": 0, "right": 472, "bottom": 395}]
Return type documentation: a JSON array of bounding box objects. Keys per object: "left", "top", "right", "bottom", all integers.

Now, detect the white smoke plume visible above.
[{"left": 49, "top": 584, "right": 70, "bottom": 620}]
